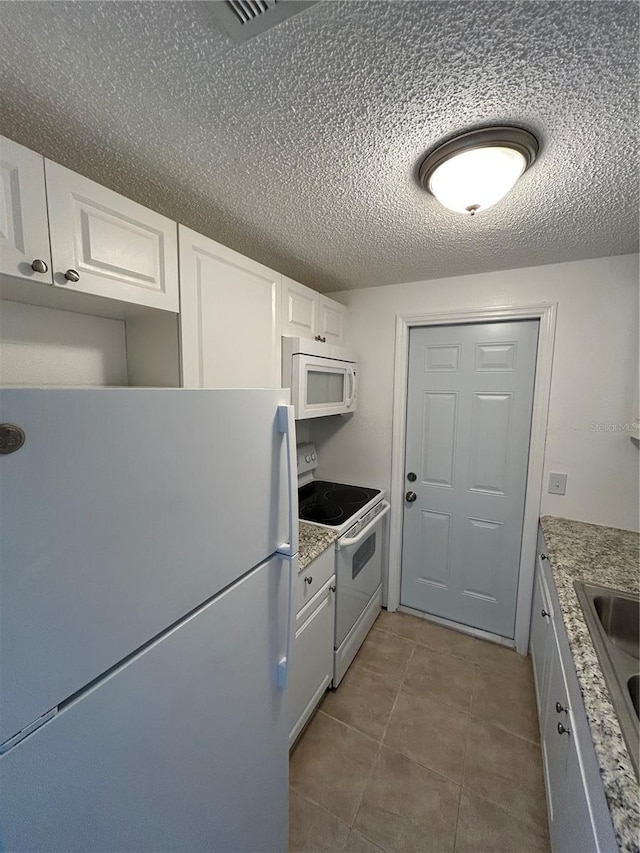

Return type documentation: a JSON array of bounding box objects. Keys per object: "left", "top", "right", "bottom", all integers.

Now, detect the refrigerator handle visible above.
[
  {"left": 277, "top": 404, "right": 299, "bottom": 557},
  {"left": 277, "top": 554, "right": 297, "bottom": 689}
]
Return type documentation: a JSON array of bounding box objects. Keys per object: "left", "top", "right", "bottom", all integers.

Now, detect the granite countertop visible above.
[
  {"left": 298, "top": 521, "right": 337, "bottom": 571},
  {"left": 540, "top": 516, "right": 640, "bottom": 853}
]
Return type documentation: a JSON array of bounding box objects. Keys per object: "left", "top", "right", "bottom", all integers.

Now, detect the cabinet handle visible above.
[
  {"left": 64, "top": 269, "right": 80, "bottom": 282},
  {"left": 314, "top": 335, "right": 327, "bottom": 343},
  {"left": 556, "top": 701, "right": 568, "bottom": 714},
  {"left": 329, "top": 585, "right": 336, "bottom": 593},
  {"left": 541, "top": 609, "right": 550, "bottom": 618},
  {"left": 557, "top": 722, "right": 570, "bottom": 736},
  {"left": 540, "top": 554, "right": 548, "bottom": 560},
  {"left": 304, "top": 576, "right": 313, "bottom": 584},
  {"left": 31, "top": 259, "right": 48, "bottom": 274}
]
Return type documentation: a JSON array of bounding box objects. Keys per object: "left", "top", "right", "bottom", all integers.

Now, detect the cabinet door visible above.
[
  {"left": 541, "top": 648, "right": 570, "bottom": 843},
  {"left": 318, "top": 296, "right": 347, "bottom": 346},
  {"left": 0, "top": 136, "right": 52, "bottom": 284},
  {"left": 45, "top": 161, "right": 179, "bottom": 311},
  {"left": 288, "top": 576, "right": 335, "bottom": 746},
  {"left": 281, "top": 276, "right": 317, "bottom": 339},
  {"left": 530, "top": 564, "right": 552, "bottom": 726},
  {"left": 179, "top": 226, "right": 281, "bottom": 388}
]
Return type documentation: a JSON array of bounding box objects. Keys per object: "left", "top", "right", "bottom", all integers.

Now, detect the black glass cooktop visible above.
[{"left": 298, "top": 480, "right": 381, "bottom": 527}]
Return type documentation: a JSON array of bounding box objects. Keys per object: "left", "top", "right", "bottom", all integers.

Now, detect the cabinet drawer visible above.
[{"left": 296, "top": 547, "right": 334, "bottom": 615}]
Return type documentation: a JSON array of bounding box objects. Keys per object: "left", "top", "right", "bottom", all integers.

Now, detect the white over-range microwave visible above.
[{"left": 282, "top": 337, "right": 358, "bottom": 419}]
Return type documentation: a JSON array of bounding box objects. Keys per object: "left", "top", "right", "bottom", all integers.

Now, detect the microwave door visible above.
[{"left": 292, "top": 355, "right": 355, "bottom": 419}]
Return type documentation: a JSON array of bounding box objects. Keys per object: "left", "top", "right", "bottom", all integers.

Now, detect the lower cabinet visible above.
[
  {"left": 530, "top": 526, "right": 617, "bottom": 853},
  {"left": 288, "top": 549, "right": 335, "bottom": 747}
]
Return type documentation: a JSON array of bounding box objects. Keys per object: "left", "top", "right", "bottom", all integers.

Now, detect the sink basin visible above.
[
  {"left": 574, "top": 581, "right": 639, "bottom": 778},
  {"left": 593, "top": 594, "right": 639, "bottom": 658}
]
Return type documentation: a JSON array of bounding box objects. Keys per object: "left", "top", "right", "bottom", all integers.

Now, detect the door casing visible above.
[{"left": 388, "top": 303, "right": 557, "bottom": 654}]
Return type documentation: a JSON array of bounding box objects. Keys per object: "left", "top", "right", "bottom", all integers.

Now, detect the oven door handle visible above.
[{"left": 336, "top": 501, "right": 390, "bottom": 551}]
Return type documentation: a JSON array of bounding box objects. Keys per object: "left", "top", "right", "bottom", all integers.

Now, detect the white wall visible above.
[
  {"left": 312, "top": 254, "right": 639, "bottom": 532},
  {"left": 0, "top": 300, "right": 128, "bottom": 386}
]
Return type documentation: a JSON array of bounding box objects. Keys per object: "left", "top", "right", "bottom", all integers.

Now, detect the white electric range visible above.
[{"left": 297, "top": 444, "right": 390, "bottom": 686}]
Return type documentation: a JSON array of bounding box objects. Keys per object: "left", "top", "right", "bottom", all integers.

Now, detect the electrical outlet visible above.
[{"left": 548, "top": 472, "right": 567, "bottom": 496}]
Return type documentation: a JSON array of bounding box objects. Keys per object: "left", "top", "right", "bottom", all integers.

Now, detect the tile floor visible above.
[{"left": 289, "top": 609, "right": 550, "bottom": 853}]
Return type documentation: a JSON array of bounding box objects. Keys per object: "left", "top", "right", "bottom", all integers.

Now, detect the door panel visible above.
[
  {"left": 0, "top": 135, "right": 52, "bottom": 283},
  {"left": 0, "top": 388, "right": 289, "bottom": 745},
  {"left": 401, "top": 321, "right": 538, "bottom": 638},
  {"left": 0, "top": 557, "right": 289, "bottom": 852}
]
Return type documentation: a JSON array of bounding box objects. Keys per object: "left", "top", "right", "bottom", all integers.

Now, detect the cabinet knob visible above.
[
  {"left": 541, "top": 609, "right": 550, "bottom": 618},
  {"left": 304, "top": 576, "right": 313, "bottom": 584},
  {"left": 557, "top": 722, "right": 570, "bottom": 736},
  {"left": 541, "top": 554, "right": 548, "bottom": 560},
  {"left": 405, "top": 491, "right": 417, "bottom": 503},
  {"left": 314, "top": 335, "right": 327, "bottom": 343},
  {"left": 555, "top": 701, "right": 568, "bottom": 714},
  {"left": 31, "top": 258, "right": 48, "bottom": 274},
  {"left": 64, "top": 269, "right": 80, "bottom": 282},
  {"left": 329, "top": 584, "right": 336, "bottom": 593}
]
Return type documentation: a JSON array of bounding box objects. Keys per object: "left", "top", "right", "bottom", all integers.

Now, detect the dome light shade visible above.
[{"left": 419, "top": 126, "right": 538, "bottom": 216}]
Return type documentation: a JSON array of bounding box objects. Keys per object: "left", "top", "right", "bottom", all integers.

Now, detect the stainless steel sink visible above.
[{"left": 574, "top": 581, "right": 639, "bottom": 778}]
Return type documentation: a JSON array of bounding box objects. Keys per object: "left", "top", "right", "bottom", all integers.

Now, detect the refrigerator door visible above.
[
  {"left": 0, "top": 388, "right": 294, "bottom": 746},
  {"left": 0, "top": 555, "right": 290, "bottom": 852}
]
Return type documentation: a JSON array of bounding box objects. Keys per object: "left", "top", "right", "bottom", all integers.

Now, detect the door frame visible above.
[{"left": 388, "top": 303, "right": 557, "bottom": 653}]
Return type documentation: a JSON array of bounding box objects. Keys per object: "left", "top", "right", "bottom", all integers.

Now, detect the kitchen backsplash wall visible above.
[
  {"left": 314, "top": 253, "right": 639, "bottom": 532},
  {"left": 0, "top": 301, "right": 128, "bottom": 386}
]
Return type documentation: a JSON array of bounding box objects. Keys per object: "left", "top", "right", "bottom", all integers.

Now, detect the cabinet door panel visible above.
[
  {"left": 530, "top": 565, "right": 551, "bottom": 727},
  {"left": 288, "top": 577, "right": 335, "bottom": 746},
  {"left": 0, "top": 136, "right": 52, "bottom": 283},
  {"left": 542, "top": 649, "right": 569, "bottom": 837},
  {"left": 179, "top": 226, "right": 280, "bottom": 388},
  {"left": 318, "top": 296, "right": 346, "bottom": 346},
  {"left": 45, "top": 161, "right": 178, "bottom": 311},
  {"left": 281, "top": 276, "right": 316, "bottom": 339}
]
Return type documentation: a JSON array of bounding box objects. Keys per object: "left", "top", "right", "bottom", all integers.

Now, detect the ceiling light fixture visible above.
[{"left": 418, "top": 126, "right": 539, "bottom": 216}]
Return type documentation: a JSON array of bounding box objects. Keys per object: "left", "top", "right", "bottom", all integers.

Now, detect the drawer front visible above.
[{"left": 296, "top": 546, "right": 334, "bottom": 614}]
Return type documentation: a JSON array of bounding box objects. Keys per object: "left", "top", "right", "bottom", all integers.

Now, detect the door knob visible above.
[
  {"left": 407, "top": 472, "right": 417, "bottom": 482},
  {"left": 31, "top": 258, "right": 48, "bottom": 273},
  {"left": 64, "top": 269, "right": 80, "bottom": 282},
  {"left": 405, "top": 491, "right": 417, "bottom": 503}
]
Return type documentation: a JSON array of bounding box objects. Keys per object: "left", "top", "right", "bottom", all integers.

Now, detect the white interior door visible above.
[{"left": 400, "top": 321, "right": 538, "bottom": 639}]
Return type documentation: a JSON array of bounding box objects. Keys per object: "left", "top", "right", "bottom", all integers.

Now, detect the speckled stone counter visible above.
[
  {"left": 540, "top": 516, "right": 639, "bottom": 853},
  {"left": 298, "top": 522, "right": 337, "bottom": 571}
]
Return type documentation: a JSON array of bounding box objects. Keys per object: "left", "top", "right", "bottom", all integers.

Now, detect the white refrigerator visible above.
[{"left": 0, "top": 388, "right": 298, "bottom": 852}]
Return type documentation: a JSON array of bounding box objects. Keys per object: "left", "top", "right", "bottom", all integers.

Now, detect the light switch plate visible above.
[{"left": 548, "top": 472, "right": 568, "bottom": 495}]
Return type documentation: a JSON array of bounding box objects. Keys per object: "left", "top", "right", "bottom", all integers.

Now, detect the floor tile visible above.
[
  {"left": 463, "top": 717, "right": 548, "bottom": 830},
  {"left": 375, "top": 610, "right": 480, "bottom": 661},
  {"left": 454, "top": 789, "right": 550, "bottom": 853},
  {"left": 473, "top": 638, "right": 534, "bottom": 683},
  {"left": 343, "top": 830, "right": 386, "bottom": 853},
  {"left": 402, "top": 644, "right": 476, "bottom": 710},
  {"left": 383, "top": 688, "right": 468, "bottom": 783},
  {"left": 352, "top": 628, "right": 414, "bottom": 683},
  {"left": 471, "top": 665, "right": 540, "bottom": 742},
  {"left": 353, "top": 747, "right": 460, "bottom": 853},
  {"left": 289, "top": 711, "right": 379, "bottom": 825},
  {"left": 289, "top": 788, "right": 350, "bottom": 853},
  {"left": 321, "top": 665, "right": 400, "bottom": 741}
]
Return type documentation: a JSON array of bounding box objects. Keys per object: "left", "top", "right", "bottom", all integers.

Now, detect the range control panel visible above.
[{"left": 297, "top": 443, "right": 318, "bottom": 476}]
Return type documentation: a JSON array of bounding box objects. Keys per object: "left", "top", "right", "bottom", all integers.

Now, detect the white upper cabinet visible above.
[
  {"left": 45, "top": 161, "right": 179, "bottom": 312},
  {"left": 281, "top": 276, "right": 347, "bottom": 346},
  {"left": 0, "top": 135, "right": 52, "bottom": 284},
  {"left": 179, "top": 225, "right": 281, "bottom": 388}
]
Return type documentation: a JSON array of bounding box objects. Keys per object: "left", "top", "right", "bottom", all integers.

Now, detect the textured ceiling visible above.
[{"left": 0, "top": 1, "right": 638, "bottom": 292}]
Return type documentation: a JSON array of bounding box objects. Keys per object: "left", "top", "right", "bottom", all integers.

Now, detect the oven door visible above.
[
  {"left": 291, "top": 354, "right": 356, "bottom": 419},
  {"left": 334, "top": 501, "right": 390, "bottom": 647}
]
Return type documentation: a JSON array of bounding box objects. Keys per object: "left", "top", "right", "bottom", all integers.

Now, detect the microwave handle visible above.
[
  {"left": 276, "top": 405, "right": 299, "bottom": 557},
  {"left": 336, "top": 501, "right": 390, "bottom": 550},
  {"left": 345, "top": 366, "right": 355, "bottom": 408}
]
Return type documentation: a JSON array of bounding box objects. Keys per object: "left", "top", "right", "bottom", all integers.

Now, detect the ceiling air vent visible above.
[{"left": 207, "top": 0, "right": 317, "bottom": 45}]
